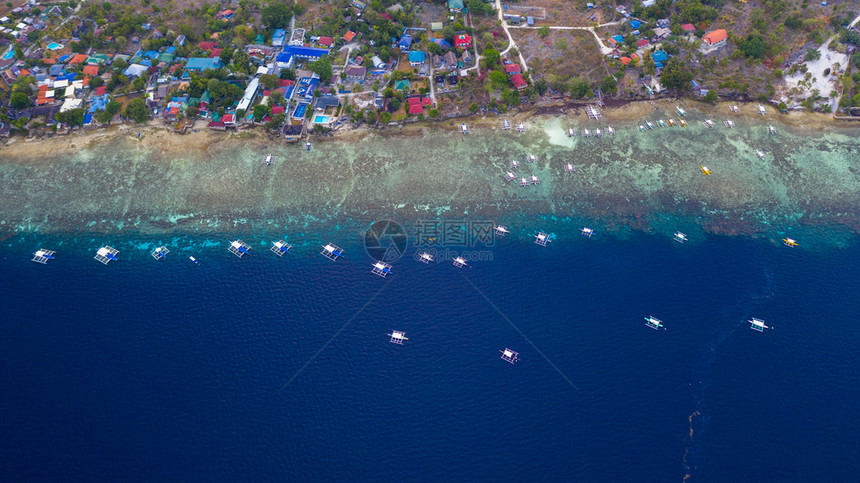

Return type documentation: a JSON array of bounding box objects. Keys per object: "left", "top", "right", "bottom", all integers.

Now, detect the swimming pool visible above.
[
  {"left": 47, "top": 42, "right": 64, "bottom": 50},
  {"left": 2, "top": 50, "right": 13, "bottom": 60},
  {"left": 313, "top": 115, "right": 330, "bottom": 124}
]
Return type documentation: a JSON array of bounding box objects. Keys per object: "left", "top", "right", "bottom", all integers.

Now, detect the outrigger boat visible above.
[
  {"left": 606, "top": 126, "right": 615, "bottom": 136},
  {"left": 724, "top": 120, "right": 735, "bottom": 128},
  {"left": 262, "top": 154, "right": 275, "bottom": 165},
  {"left": 768, "top": 125, "right": 776, "bottom": 134},
  {"left": 504, "top": 171, "right": 517, "bottom": 182},
  {"left": 755, "top": 150, "right": 765, "bottom": 160},
  {"left": 638, "top": 124, "right": 646, "bottom": 132},
  {"left": 758, "top": 104, "right": 767, "bottom": 115},
  {"left": 674, "top": 232, "right": 688, "bottom": 243},
  {"left": 703, "top": 119, "right": 715, "bottom": 128},
  {"left": 502, "top": 119, "right": 511, "bottom": 130},
  {"left": 679, "top": 119, "right": 687, "bottom": 127},
  {"left": 749, "top": 318, "right": 770, "bottom": 332},
  {"left": 644, "top": 316, "right": 665, "bottom": 330},
  {"left": 516, "top": 122, "right": 526, "bottom": 132},
  {"left": 510, "top": 159, "right": 520, "bottom": 169},
  {"left": 701, "top": 166, "right": 711, "bottom": 176},
  {"left": 565, "top": 163, "right": 575, "bottom": 173},
  {"left": 595, "top": 128, "right": 602, "bottom": 137},
  {"left": 657, "top": 119, "right": 666, "bottom": 127},
  {"left": 583, "top": 128, "right": 590, "bottom": 137},
  {"left": 495, "top": 225, "right": 510, "bottom": 236},
  {"left": 645, "top": 120, "right": 655, "bottom": 129},
  {"left": 529, "top": 153, "right": 537, "bottom": 163},
  {"left": 567, "top": 127, "right": 576, "bottom": 137},
  {"left": 676, "top": 106, "right": 687, "bottom": 117},
  {"left": 667, "top": 118, "right": 676, "bottom": 127},
  {"left": 520, "top": 177, "right": 529, "bottom": 187},
  {"left": 530, "top": 174, "right": 540, "bottom": 185},
  {"left": 783, "top": 237, "right": 798, "bottom": 247},
  {"left": 730, "top": 105, "right": 739, "bottom": 113}
]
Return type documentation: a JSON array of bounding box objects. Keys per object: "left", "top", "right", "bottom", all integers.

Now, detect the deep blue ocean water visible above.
[{"left": 1, "top": 231, "right": 859, "bottom": 481}]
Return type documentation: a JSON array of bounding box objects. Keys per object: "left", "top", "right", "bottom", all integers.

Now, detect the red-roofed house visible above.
[
  {"left": 318, "top": 36, "right": 333, "bottom": 47},
  {"left": 681, "top": 24, "right": 696, "bottom": 33},
  {"left": 408, "top": 103, "right": 423, "bottom": 114},
  {"left": 95, "top": 86, "right": 106, "bottom": 96},
  {"left": 454, "top": 34, "right": 472, "bottom": 49},
  {"left": 703, "top": 29, "right": 728, "bottom": 47},
  {"left": 198, "top": 41, "right": 217, "bottom": 51},
  {"left": 504, "top": 63, "right": 521, "bottom": 74},
  {"left": 271, "top": 106, "right": 285, "bottom": 115},
  {"left": 637, "top": 39, "right": 649, "bottom": 48},
  {"left": 511, "top": 73, "right": 527, "bottom": 91},
  {"left": 343, "top": 31, "right": 357, "bottom": 42},
  {"left": 379, "top": 12, "right": 393, "bottom": 21},
  {"left": 82, "top": 64, "right": 99, "bottom": 76},
  {"left": 279, "top": 79, "right": 295, "bottom": 87},
  {"left": 216, "top": 9, "right": 234, "bottom": 21},
  {"left": 620, "top": 56, "right": 631, "bottom": 65},
  {"left": 209, "top": 48, "right": 223, "bottom": 59},
  {"left": 222, "top": 113, "right": 236, "bottom": 126},
  {"left": 69, "top": 54, "right": 87, "bottom": 65},
  {"left": 422, "top": 97, "right": 432, "bottom": 106}
]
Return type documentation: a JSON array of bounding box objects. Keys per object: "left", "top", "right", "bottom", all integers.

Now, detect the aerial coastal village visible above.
[{"left": 1, "top": 0, "right": 859, "bottom": 140}]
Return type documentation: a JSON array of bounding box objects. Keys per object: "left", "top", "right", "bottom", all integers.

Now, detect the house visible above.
[
  {"left": 82, "top": 64, "right": 99, "bottom": 76},
  {"left": 681, "top": 24, "right": 696, "bottom": 33},
  {"left": 611, "top": 35, "right": 625, "bottom": 45},
  {"left": 271, "top": 106, "right": 285, "bottom": 115},
  {"left": 407, "top": 96, "right": 423, "bottom": 114},
  {"left": 222, "top": 113, "right": 236, "bottom": 126},
  {"left": 175, "top": 34, "right": 186, "bottom": 47},
  {"left": 393, "top": 79, "right": 410, "bottom": 91},
  {"left": 637, "top": 39, "right": 649, "bottom": 48},
  {"left": 198, "top": 41, "right": 217, "bottom": 51},
  {"left": 344, "top": 65, "right": 366, "bottom": 82},
  {"left": 236, "top": 77, "right": 259, "bottom": 113},
  {"left": 653, "top": 27, "right": 670, "bottom": 39},
  {"left": 442, "top": 51, "right": 457, "bottom": 70},
  {"left": 432, "top": 38, "right": 451, "bottom": 50},
  {"left": 448, "top": 0, "right": 464, "bottom": 12},
  {"left": 454, "top": 34, "right": 472, "bottom": 49},
  {"left": 408, "top": 50, "right": 426, "bottom": 66},
  {"left": 343, "top": 31, "right": 357, "bottom": 43},
  {"left": 318, "top": 36, "right": 333, "bottom": 48},
  {"left": 282, "top": 124, "right": 303, "bottom": 141},
  {"left": 461, "top": 49, "right": 473, "bottom": 65},
  {"left": 651, "top": 50, "right": 668, "bottom": 67},
  {"left": 209, "top": 48, "right": 223, "bottom": 59},
  {"left": 504, "top": 63, "right": 521, "bottom": 74},
  {"left": 511, "top": 73, "right": 527, "bottom": 90},
  {"left": 703, "top": 29, "right": 728, "bottom": 47},
  {"left": 398, "top": 34, "right": 413, "bottom": 51},
  {"left": 641, "top": 0, "right": 655, "bottom": 6},
  {"left": 276, "top": 45, "right": 330, "bottom": 68},
  {"left": 314, "top": 95, "right": 339, "bottom": 111},
  {"left": 371, "top": 55, "right": 385, "bottom": 69},
  {"left": 216, "top": 9, "right": 234, "bottom": 21},
  {"left": 185, "top": 57, "right": 222, "bottom": 71},
  {"left": 630, "top": 20, "right": 641, "bottom": 30},
  {"left": 430, "top": 22, "right": 443, "bottom": 32},
  {"left": 123, "top": 63, "right": 149, "bottom": 77},
  {"left": 272, "top": 29, "right": 286, "bottom": 47}
]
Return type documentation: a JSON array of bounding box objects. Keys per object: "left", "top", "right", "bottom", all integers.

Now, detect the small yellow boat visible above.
[
  {"left": 783, "top": 238, "right": 798, "bottom": 247},
  {"left": 701, "top": 166, "right": 711, "bottom": 176},
  {"left": 679, "top": 119, "right": 687, "bottom": 127}
]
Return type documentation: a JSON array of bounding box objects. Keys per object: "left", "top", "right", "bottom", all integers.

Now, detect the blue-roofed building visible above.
[
  {"left": 283, "top": 85, "right": 295, "bottom": 99},
  {"left": 611, "top": 34, "right": 625, "bottom": 44},
  {"left": 408, "top": 50, "right": 426, "bottom": 66},
  {"left": 432, "top": 38, "right": 451, "bottom": 49},
  {"left": 83, "top": 113, "right": 92, "bottom": 125},
  {"left": 651, "top": 50, "right": 668, "bottom": 65},
  {"left": 398, "top": 34, "right": 413, "bottom": 51},
  {"left": 165, "top": 46, "right": 176, "bottom": 54},
  {"left": 292, "top": 102, "right": 309, "bottom": 120},
  {"left": 295, "top": 76, "right": 320, "bottom": 99},
  {"left": 49, "top": 63, "right": 65, "bottom": 77},
  {"left": 272, "top": 28, "right": 286, "bottom": 47},
  {"left": 140, "top": 59, "right": 152, "bottom": 67},
  {"left": 276, "top": 45, "right": 330, "bottom": 68},
  {"left": 145, "top": 50, "right": 159, "bottom": 59},
  {"left": 630, "top": 20, "right": 641, "bottom": 29},
  {"left": 185, "top": 57, "right": 223, "bottom": 71},
  {"left": 89, "top": 94, "right": 109, "bottom": 113}
]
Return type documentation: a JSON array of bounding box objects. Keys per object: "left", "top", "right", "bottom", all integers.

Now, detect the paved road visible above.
[{"left": 495, "top": 0, "right": 530, "bottom": 72}]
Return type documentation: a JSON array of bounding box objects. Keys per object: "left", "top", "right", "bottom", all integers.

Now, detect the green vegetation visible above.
[{"left": 124, "top": 98, "right": 149, "bottom": 123}]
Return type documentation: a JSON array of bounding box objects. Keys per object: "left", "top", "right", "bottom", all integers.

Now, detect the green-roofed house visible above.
[
  {"left": 448, "top": 0, "right": 464, "bottom": 12},
  {"left": 254, "top": 34, "right": 264, "bottom": 44},
  {"left": 431, "top": 22, "right": 443, "bottom": 31},
  {"left": 393, "top": 79, "right": 410, "bottom": 91},
  {"left": 185, "top": 57, "right": 223, "bottom": 71},
  {"left": 87, "top": 53, "right": 111, "bottom": 64},
  {"left": 158, "top": 52, "right": 174, "bottom": 63}
]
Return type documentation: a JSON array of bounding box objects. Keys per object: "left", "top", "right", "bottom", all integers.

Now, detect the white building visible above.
[{"left": 236, "top": 77, "right": 260, "bottom": 113}]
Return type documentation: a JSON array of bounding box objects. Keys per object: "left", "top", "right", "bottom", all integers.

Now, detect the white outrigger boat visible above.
[
  {"left": 530, "top": 174, "right": 540, "bottom": 185},
  {"left": 502, "top": 118, "right": 511, "bottom": 130},
  {"left": 749, "top": 317, "right": 770, "bottom": 332},
  {"left": 638, "top": 123, "right": 646, "bottom": 132},
  {"left": 645, "top": 120, "right": 655, "bottom": 130},
  {"left": 644, "top": 316, "right": 665, "bottom": 330},
  {"left": 583, "top": 128, "right": 590, "bottom": 137},
  {"left": 504, "top": 171, "right": 517, "bottom": 182},
  {"left": 758, "top": 104, "right": 767, "bottom": 115},
  {"left": 674, "top": 232, "right": 688, "bottom": 243},
  {"left": 529, "top": 153, "right": 537, "bottom": 163},
  {"left": 516, "top": 122, "right": 526, "bottom": 132},
  {"left": 606, "top": 126, "right": 615, "bottom": 136},
  {"left": 520, "top": 176, "right": 529, "bottom": 187},
  {"left": 594, "top": 128, "right": 602, "bottom": 137},
  {"left": 495, "top": 225, "right": 510, "bottom": 236},
  {"left": 565, "top": 163, "right": 575, "bottom": 173},
  {"left": 567, "top": 127, "right": 576, "bottom": 137},
  {"left": 703, "top": 119, "right": 715, "bottom": 128},
  {"left": 724, "top": 120, "right": 735, "bottom": 128},
  {"left": 755, "top": 150, "right": 765, "bottom": 160},
  {"left": 768, "top": 125, "right": 776, "bottom": 134},
  {"left": 262, "top": 154, "right": 275, "bottom": 165},
  {"left": 676, "top": 106, "right": 687, "bottom": 117},
  {"left": 730, "top": 105, "right": 739, "bottom": 113},
  {"left": 657, "top": 119, "right": 666, "bottom": 127},
  {"left": 460, "top": 123, "right": 470, "bottom": 134},
  {"left": 510, "top": 159, "right": 520, "bottom": 169}
]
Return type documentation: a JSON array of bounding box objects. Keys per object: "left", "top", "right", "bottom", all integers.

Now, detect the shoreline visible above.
[{"left": 0, "top": 98, "right": 847, "bottom": 162}]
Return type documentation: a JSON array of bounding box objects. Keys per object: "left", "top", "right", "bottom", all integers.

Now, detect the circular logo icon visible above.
[{"left": 364, "top": 220, "right": 408, "bottom": 262}]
